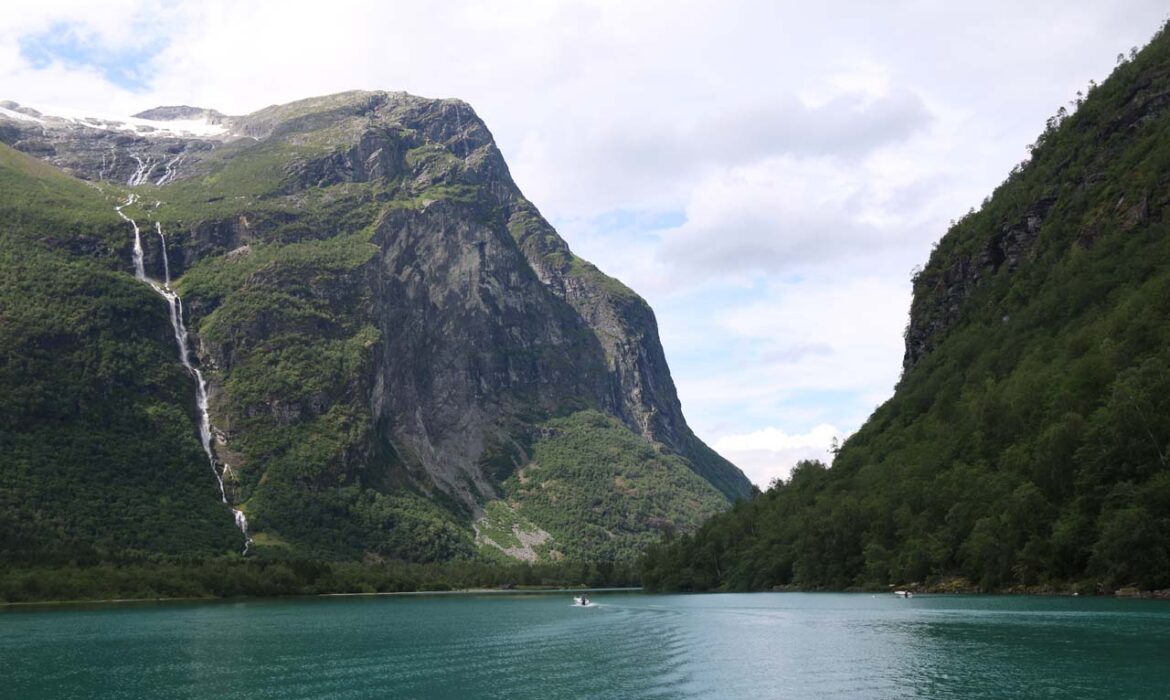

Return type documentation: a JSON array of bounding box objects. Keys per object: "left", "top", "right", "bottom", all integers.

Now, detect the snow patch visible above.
[
  {"left": 2, "top": 101, "right": 227, "bottom": 138},
  {"left": 0, "top": 105, "right": 43, "bottom": 123}
]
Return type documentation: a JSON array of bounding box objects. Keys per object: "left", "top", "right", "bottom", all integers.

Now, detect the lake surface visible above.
[{"left": 2, "top": 592, "right": 1168, "bottom": 699}]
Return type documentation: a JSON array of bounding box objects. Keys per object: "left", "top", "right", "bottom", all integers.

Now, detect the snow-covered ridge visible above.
[
  {"left": 0, "top": 104, "right": 41, "bottom": 123},
  {"left": 0, "top": 100, "right": 229, "bottom": 139}
]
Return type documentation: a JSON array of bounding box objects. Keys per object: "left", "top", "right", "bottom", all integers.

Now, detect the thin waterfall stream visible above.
[
  {"left": 154, "top": 220, "right": 171, "bottom": 285},
  {"left": 115, "top": 194, "right": 252, "bottom": 554}
]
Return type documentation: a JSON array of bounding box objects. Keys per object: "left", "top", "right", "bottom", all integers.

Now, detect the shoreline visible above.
[
  {"left": 8, "top": 586, "right": 1170, "bottom": 609},
  {"left": 0, "top": 586, "right": 643, "bottom": 609},
  {"left": 319, "top": 586, "right": 641, "bottom": 598},
  {"left": 760, "top": 582, "right": 1170, "bottom": 599}
]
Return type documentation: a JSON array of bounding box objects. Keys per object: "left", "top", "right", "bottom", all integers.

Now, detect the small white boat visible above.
[
  {"left": 573, "top": 595, "right": 592, "bottom": 606},
  {"left": 893, "top": 590, "right": 913, "bottom": 598}
]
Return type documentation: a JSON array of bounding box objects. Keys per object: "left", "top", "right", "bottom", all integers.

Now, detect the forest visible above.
[
  {"left": 0, "top": 557, "right": 639, "bottom": 604},
  {"left": 642, "top": 23, "right": 1170, "bottom": 594}
]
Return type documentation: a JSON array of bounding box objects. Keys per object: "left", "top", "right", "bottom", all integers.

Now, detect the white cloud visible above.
[
  {"left": 716, "top": 424, "right": 844, "bottom": 487},
  {"left": 662, "top": 272, "right": 910, "bottom": 448},
  {"left": 519, "top": 87, "right": 931, "bottom": 217},
  {"left": 657, "top": 156, "right": 906, "bottom": 278}
]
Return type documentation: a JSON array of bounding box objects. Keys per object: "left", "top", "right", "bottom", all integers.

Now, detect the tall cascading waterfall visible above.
[
  {"left": 115, "top": 194, "right": 253, "bottom": 554},
  {"left": 154, "top": 220, "right": 171, "bottom": 285},
  {"left": 115, "top": 194, "right": 147, "bottom": 281}
]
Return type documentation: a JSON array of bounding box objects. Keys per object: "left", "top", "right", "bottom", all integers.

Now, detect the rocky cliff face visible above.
[
  {"left": 0, "top": 100, "right": 223, "bottom": 186},
  {"left": 0, "top": 91, "right": 749, "bottom": 562},
  {"left": 901, "top": 42, "right": 1170, "bottom": 375},
  {"left": 368, "top": 199, "right": 612, "bottom": 505},
  {"left": 902, "top": 197, "right": 1054, "bottom": 372}
]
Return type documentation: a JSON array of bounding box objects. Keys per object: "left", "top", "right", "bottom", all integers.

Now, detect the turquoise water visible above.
[{"left": 2, "top": 592, "right": 1168, "bottom": 698}]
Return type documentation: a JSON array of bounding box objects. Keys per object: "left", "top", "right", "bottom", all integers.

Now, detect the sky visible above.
[{"left": 4, "top": 0, "right": 1167, "bottom": 486}]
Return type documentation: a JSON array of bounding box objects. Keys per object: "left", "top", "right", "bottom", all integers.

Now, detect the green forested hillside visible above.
[
  {"left": 0, "top": 145, "right": 242, "bottom": 560},
  {"left": 643, "top": 23, "right": 1170, "bottom": 593},
  {"left": 499, "top": 410, "right": 727, "bottom": 561}
]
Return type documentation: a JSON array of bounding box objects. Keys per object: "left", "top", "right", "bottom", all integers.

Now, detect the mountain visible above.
[
  {"left": 0, "top": 91, "right": 750, "bottom": 566},
  {"left": 642, "top": 23, "right": 1170, "bottom": 593}
]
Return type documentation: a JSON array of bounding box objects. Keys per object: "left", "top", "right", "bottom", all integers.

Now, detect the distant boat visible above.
[
  {"left": 893, "top": 590, "right": 913, "bottom": 598},
  {"left": 573, "top": 595, "right": 592, "bottom": 606}
]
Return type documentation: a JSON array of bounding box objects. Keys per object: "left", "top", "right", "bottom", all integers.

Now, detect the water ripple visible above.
[{"left": 3, "top": 593, "right": 1170, "bottom": 699}]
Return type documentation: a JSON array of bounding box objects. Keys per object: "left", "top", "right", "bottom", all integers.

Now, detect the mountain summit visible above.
[{"left": 0, "top": 90, "right": 750, "bottom": 564}]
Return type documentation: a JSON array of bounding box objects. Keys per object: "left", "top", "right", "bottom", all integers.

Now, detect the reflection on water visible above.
[{"left": 2, "top": 593, "right": 1168, "bottom": 699}]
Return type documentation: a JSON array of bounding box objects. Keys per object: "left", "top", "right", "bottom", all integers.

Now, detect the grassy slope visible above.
[
  {"left": 643, "top": 24, "right": 1170, "bottom": 592},
  {"left": 0, "top": 144, "right": 241, "bottom": 561},
  {"left": 504, "top": 411, "right": 727, "bottom": 562}
]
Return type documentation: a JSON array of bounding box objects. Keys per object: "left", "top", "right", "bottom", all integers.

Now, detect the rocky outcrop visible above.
[
  {"left": 282, "top": 127, "right": 411, "bottom": 191},
  {"left": 902, "top": 196, "right": 1054, "bottom": 372},
  {"left": 132, "top": 106, "right": 228, "bottom": 123},
  {"left": 369, "top": 200, "right": 612, "bottom": 504},
  {"left": 901, "top": 44, "right": 1170, "bottom": 376},
  {"left": 0, "top": 102, "right": 220, "bottom": 185}
]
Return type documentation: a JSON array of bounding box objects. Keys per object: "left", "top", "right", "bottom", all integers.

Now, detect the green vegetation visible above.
[
  {"left": 238, "top": 90, "right": 392, "bottom": 141},
  {"left": 0, "top": 558, "right": 640, "bottom": 604},
  {"left": 568, "top": 255, "right": 638, "bottom": 300},
  {"left": 505, "top": 202, "right": 637, "bottom": 302},
  {"left": 150, "top": 148, "right": 383, "bottom": 243},
  {"left": 643, "top": 22, "right": 1170, "bottom": 594},
  {"left": 1, "top": 85, "right": 745, "bottom": 599},
  {"left": 178, "top": 223, "right": 405, "bottom": 558},
  {"left": 477, "top": 500, "right": 549, "bottom": 553},
  {"left": 0, "top": 146, "right": 241, "bottom": 561},
  {"left": 405, "top": 143, "right": 463, "bottom": 184},
  {"left": 0, "top": 144, "right": 127, "bottom": 262},
  {"left": 505, "top": 411, "right": 727, "bottom": 561}
]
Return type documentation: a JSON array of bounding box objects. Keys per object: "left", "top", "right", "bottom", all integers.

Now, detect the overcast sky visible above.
[{"left": 4, "top": 1, "right": 1167, "bottom": 485}]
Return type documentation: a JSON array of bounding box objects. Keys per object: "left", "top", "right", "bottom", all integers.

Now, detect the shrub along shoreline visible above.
[{"left": 0, "top": 557, "right": 640, "bottom": 605}]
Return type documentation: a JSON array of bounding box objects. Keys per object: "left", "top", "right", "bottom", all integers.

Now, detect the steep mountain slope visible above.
[
  {"left": 0, "top": 92, "right": 749, "bottom": 564},
  {"left": 643, "top": 23, "right": 1170, "bottom": 592},
  {"left": 0, "top": 145, "right": 240, "bottom": 562}
]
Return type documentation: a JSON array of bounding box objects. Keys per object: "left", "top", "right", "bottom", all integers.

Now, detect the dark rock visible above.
[
  {"left": 132, "top": 105, "right": 227, "bottom": 122},
  {"left": 903, "top": 196, "right": 1054, "bottom": 372}
]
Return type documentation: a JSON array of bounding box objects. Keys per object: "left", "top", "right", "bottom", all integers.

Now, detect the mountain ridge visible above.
[{"left": 0, "top": 89, "right": 749, "bottom": 565}]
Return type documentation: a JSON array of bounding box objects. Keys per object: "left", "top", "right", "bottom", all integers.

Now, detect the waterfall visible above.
[
  {"left": 98, "top": 147, "right": 117, "bottom": 182},
  {"left": 156, "top": 152, "right": 185, "bottom": 186},
  {"left": 128, "top": 155, "right": 143, "bottom": 185},
  {"left": 114, "top": 194, "right": 146, "bottom": 280},
  {"left": 154, "top": 222, "right": 171, "bottom": 285},
  {"left": 127, "top": 155, "right": 155, "bottom": 186},
  {"left": 116, "top": 196, "right": 252, "bottom": 554}
]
